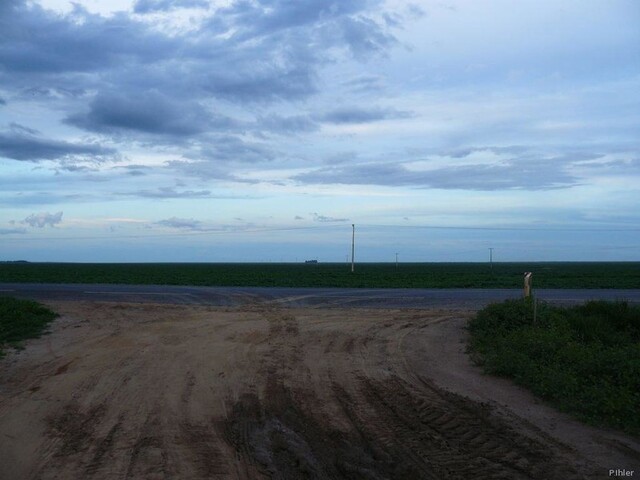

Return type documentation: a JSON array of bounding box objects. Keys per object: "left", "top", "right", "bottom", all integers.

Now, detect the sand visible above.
[{"left": 1, "top": 300, "right": 638, "bottom": 479}]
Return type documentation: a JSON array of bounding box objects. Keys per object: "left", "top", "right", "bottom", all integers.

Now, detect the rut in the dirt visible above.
[
  {"left": 2, "top": 302, "right": 615, "bottom": 480},
  {"left": 224, "top": 374, "right": 590, "bottom": 480},
  {"left": 223, "top": 307, "right": 588, "bottom": 480}
]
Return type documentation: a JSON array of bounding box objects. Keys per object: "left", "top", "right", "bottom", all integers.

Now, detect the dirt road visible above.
[{"left": 0, "top": 301, "right": 638, "bottom": 479}]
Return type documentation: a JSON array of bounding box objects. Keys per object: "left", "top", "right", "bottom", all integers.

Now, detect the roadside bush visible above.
[
  {"left": 0, "top": 297, "right": 58, "bottom": 356},
  {"left": 568, "top": 301, "right": 640, "bottom": 344},
  {"left": 468, "top": 299, "right": 640, "bottom": 436}
]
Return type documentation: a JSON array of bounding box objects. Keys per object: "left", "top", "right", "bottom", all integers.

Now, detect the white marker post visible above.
[{"left": 524, "top": 272, "right": 533, "bottom": 298}]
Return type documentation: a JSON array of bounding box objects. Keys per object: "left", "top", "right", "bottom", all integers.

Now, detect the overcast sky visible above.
[{"left": 1, "top": 0, "right": 639, "bottom": 262}]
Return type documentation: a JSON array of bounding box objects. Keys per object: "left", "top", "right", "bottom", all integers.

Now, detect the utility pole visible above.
[
  {"left": 395, "top": 252, "right": 398, "bottom": 268},
  {"left": 351, "top": 224, "right": 355, "bottom": 273},
  {"left": 489, "top": 247, "right": 494, "bottom": 270}
]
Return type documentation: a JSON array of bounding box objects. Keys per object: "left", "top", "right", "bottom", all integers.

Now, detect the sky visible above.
[{"left": 0, "top": 0, "right": 639, "bottom": 263}]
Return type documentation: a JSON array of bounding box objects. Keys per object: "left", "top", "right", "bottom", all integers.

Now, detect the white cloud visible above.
[
  {"left": 0, "top": 0, "right": 638, "bottom": 260},
  {"left": 22, "top": 211, "right": 63, "bottom": 228}
]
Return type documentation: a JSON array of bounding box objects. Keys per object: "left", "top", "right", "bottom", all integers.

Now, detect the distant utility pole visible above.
[
  {"left": 395, "top": 252, "right": 399, "bottom": 268},
  {"left": 351, "top": 224, "right": 355, "bottom": 273},
  {"left": 489, "top": 247, "right": 494, "bottom": 270}
]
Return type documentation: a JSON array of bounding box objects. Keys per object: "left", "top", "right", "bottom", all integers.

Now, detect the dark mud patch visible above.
[
  {"left": 224, "top": 390, "right": 388, "bottom": 480},
  {"left": 46, "top": 402, "right": 107, "bottom": 457},
  {"left": 179, "top": 422, "right": 230, "bottom": 477},
  {"left": 224, "top": 375, "right": 592, "bottom": 480}
]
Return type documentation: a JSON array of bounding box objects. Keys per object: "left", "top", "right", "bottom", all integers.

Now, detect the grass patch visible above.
[
  {"left": 1, "top": 262, "right": 639, "bottom": 288},
  {"left": 0, "top": 297, "right": 58, "bottom": 357},
  {"left": 468, "top": 299, "right": 640, "bottom": 436}
]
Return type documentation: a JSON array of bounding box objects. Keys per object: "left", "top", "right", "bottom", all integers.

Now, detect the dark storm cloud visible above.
[
  {"left": 65, "top": 90, "right": 235, "bottom": 137},
  {"left": 295, "top": 157, "right": 580, "bottom": 191},
  {"left": 0, "top": 0, "right": 395, "bottom": 91},
  {"left": 0, "top": 125, "right": 116, "bottom": 162},
  {"left": 317, "top": 106, "right": 412, "bottom": 124},
  {"left": 134, "top": 0, "right": 209, "bottom": 14},
  {"left": 0, "top": 2, "right": 178, "bottom": 75},
  {"left": 0, "top": 0, "right": 401, "bottom": 155}
]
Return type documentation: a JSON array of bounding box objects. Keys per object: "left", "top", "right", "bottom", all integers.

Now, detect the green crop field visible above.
[{"left": 0, "top": 261, "right": 638, "bottom": 288}]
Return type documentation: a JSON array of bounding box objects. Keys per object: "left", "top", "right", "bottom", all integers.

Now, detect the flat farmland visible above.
[
  {"left": 1, "top": 300, "right": 638, "bottom": 479},
  {"left": 1, "top": 262, "right": 639, "bottom": 288}
]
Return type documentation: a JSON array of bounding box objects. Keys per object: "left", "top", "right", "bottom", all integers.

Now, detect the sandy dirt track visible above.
[{"left": 0, "top": 301, "right": 638, "bottom": 479}]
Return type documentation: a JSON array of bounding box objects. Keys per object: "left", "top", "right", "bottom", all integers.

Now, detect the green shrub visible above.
[
  {"left": 0, "top": 297, "right": 58, "bottom": 356},
  {"left": 468, "top": 299, "right": 640, "bottom": 436},
  {"left": 568, "top": 301, "right": 640, "bottom": 343}
]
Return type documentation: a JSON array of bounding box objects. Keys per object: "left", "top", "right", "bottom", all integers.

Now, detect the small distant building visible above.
[{"left": 304, "top": 259, "right": 318, "bottom": 264}]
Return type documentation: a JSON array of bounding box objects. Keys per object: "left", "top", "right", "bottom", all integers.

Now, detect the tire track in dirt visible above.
[
  {"left": 1, "top": 302, "right": 630, "bottom": 479},
  {"left": 84, "top": 415, "right": 123, "bottom": 477},
  {"left": 223, "top": 307, "right": 591, "bottom": 479},
  {"left": 3, "top": 303, "right": 243, "bottom": 480},
  {"left": 124, "top": 411, "right": 168, "bottom": 479},
  {"left": 224, "top": 304, "right": 342, "bottom": 479},
  {"left": 355, "top": 375, "right": 584, "bottom": 480},
  {"left": 349, "top": 314, "right": 587, "bottom": 479}
]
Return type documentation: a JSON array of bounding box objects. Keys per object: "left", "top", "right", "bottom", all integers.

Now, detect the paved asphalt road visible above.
[{"left": 1, "top": 283, "right": 639, "bottom": 309}]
